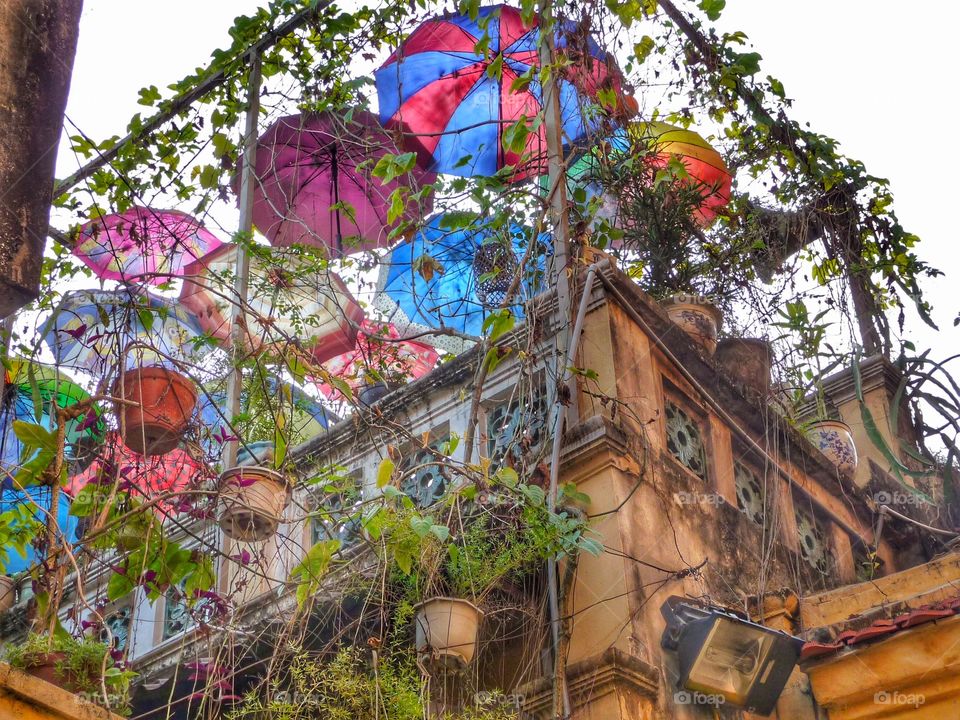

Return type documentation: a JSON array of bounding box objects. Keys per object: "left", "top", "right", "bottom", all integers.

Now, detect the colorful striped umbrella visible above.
[
  {"left": 72, "top": 207, "right": 225, "bottom": 285},
  {"left": 375, "top": 4, "right": 628, "bottom": 181},
  {"left": 42, "top": 288, "right": 207, "bottom": 378},
  {"left": 180, "top": 244, "right": 364, "bottom": 363},
  {"left": 245, "top": 111, "right": 436, "bottom": 254}
]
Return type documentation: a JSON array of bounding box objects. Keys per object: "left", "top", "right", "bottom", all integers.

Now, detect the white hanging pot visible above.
[
  {"left": 414, "top": 596, "right": 484, "bottom": 669},
  {"left": 806, "top": 420, "right": 859, "bottom": 478},
  {"left": 218, "top": 466, "right": 291, "bottom": 542}
]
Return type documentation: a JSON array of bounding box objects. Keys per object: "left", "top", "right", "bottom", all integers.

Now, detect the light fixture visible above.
[{"left": 660, "top": 596, "right": 803, "bottom": 716}]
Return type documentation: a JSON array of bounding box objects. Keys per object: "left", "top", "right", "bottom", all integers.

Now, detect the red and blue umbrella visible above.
[
  {"left": 72, "top": 207, "right": 225, "bottom": 285},
  {"left": 375, "top": 4, "right": 628, "bottom": 181}
]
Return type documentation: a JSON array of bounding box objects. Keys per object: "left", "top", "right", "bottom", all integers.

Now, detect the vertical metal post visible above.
[
  {"left": 222, "top": 51, "right": 262, "bottom": 470},
  {"left": 538, "top": 2, "right": 574, "bottom": 718}
]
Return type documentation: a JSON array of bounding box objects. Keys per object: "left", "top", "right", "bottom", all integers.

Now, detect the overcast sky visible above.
[{"left": 56, "top": 0, "right": 959, "bottom": 356}]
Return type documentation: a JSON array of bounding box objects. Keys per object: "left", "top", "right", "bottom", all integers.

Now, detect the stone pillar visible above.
[{"left": 0, "top": 0, "right": 83, "bottom": 316}]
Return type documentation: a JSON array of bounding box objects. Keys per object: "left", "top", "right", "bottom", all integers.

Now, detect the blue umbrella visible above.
[
  {"left": 376, "top": 213, "right": 549, "bottom": 342},
  {"left": 42, "top": 288, "right": 207, "bottom": 379},
  {"left": 0, "top": 485, "right": 80, "bottom": 575}
]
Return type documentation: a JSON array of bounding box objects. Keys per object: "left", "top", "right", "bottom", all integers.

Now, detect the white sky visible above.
[{"left": 55, "top": 0, "right": 959, "bottom": 359}]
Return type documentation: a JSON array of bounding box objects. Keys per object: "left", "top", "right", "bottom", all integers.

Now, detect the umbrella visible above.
[
  {"left": 42, "top": 288, "right": 208, "bottom": 378},
  {"left": 72, "top": 207, "right": 225, "bottom": 285},
  {"left": 567, "top": 122, "right": 732, "bottom": 227},
  {"left": 1, "top": 360, "right": 105, "bottom": 485},
  {"left": 375, "top": 4, "right": 628, "bottom": 180},
  {"left": 376, "top": 213, "right": 549, "bottom": 343},
  {"left": 65, "top": 431, "right": 207, "bottom": 517},
  {"left": 0, "top": 485, "right": 80, "bottom": 575},
  {"left": 245, "top": 111, "right": 436, "bottom": 253},
  {"left": 313, "top": 320, "right": 439, "bottom": 400},
  {"left": 180, "top": 244, "right": 364, "bottom": 363}
]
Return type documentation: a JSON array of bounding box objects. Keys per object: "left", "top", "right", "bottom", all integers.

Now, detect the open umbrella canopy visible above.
[
  {"left": 376, "top": 213, "right": 549, "bottom": 343},
  {"left": 246, "top": 111, "right": 436, "bottom": 254},
  {"left": 42, "top": 288, "right": 207, "bottom": 378},
  {"left": 1, "top": 360, "right": 105, "bottom": 486},
  {"left": 72, "top": 207, "right": 225, "bottom": 285},
  {"left": 565, "top": 122, "right": 732, "bottom": 228},
  {"left": 313, "top": 320, "right": 439, "bottom": 400},
  {"left": 180, "top": 244, "right": 364, "bottom": 363},
  {"left": 65, "top": 431, "right": 207, "bottom": 517},
  {"left": 375, "top": 4, "right": 628, "bottom": 180}
]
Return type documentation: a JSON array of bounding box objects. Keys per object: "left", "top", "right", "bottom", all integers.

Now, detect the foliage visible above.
[{"left": 4, "top": 632, "right": 136, "bottom": 714}]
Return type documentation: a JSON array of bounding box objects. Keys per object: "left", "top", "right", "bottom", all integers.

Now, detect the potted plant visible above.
[
  {"left": 805, "top": 417, "right": 858, "bottom": 478},
  {"left": 413, "top": 595, "right": 484, "bottom": 669},
  {"left": 113, "top": 364, "right": 198, "bottom": 456},
  {"left": 4, "top": 632, "right": 134, "bottom": 714}
]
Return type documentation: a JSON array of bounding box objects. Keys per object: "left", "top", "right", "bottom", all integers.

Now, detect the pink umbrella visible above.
[
  {"left": 180, "top": 244, "right": 364, "bottom": 363},
  {"left": 66, "top": 431, "right": 208, "bottom": 517},
  {"left": 72, "top": 207, "right": 225, "bottom": 285},
  {"left": 244, "top": 110, "right": 436, "bottom": 254},
  {"left": 313, "top": 320, "right": 439, "bottom": 400}
]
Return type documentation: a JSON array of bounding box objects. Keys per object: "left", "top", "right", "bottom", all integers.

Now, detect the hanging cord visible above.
[{"left": 330, "top": 142, "right": 343, "bottom": 255}]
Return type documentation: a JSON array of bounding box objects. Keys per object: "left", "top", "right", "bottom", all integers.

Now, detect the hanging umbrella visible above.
[
  {"left": 42, "top": 288, "right": 208, "bottom": 378},
  {"left": 566, "top": 122, "right": 732, "bottom": 228},
  {"left": 180, "top": 244, "right": 364, "bottom": 363},
  {"left": 1, "top": 360, "right": 105, "bottom": 485},
  {"left": 376, "top": 213, "right": 549, "bottom": 344},
  {"left": 245, "top": 111, "right": 436, "bottom": 254},
  {"left": 374, "top": 4, "right": 628, "bottom": 180},
  {"left": 65, "top": 431, "right": 207, "bottom": 517},
  {"left": 312, "top": 320, "right": 439, "bottom": 400},
  {"left": 0, "top": 485, "right": 80, "bottom": 574},
  {"left": 72, "top": 207, "right": 225, "bottom": 285}
]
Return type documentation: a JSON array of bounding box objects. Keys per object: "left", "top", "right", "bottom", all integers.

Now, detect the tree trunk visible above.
[{"left": 0, "top": 0, "right": 83, "bottom": 316}]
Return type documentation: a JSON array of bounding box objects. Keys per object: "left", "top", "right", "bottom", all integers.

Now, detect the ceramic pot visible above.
[
  {"left": 218, "top": 466, "right": 291, "bottom": 542},
  {"left": 414, "top": 596, "right": 484, "bottom": 668},
  {"left": 113, "top": 366, "right": 197, "bottom": 456},
  {"left": 662, "top": 295, "right": 723, "bottom": 355},
  {"left": 806, "top": 420, "right": 858, "bottom": 478},
  {"left": 0, "top": 576, "right": 15, "bottom": 613},
  {"left": 715, "top": 338, "right": 772, "bottom": 401}
]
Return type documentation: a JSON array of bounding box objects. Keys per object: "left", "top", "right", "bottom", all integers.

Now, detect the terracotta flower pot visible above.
[
  {"left": 113, "top": 366, "right": 197, "bottom": 456},
  {"left": 806, "top": 420, "right": 858, "bottom": 478},
  {"left": 662, "top": 294, "right": 723, "bottom": 355},
  {"left": 218, "top": 466, "right": 291, "bottom": 542},
  {"left": 0, "top": 576, "right": 15, "bottom": 613},
  {"left": 715, "top": 337, "right": 772, "bottom": 401},
  {"left": 414, "top": 596, "right": 484, "bottom": 668},
  {"left": 24, "top": 653, "right": 87, "bottom": 692}
]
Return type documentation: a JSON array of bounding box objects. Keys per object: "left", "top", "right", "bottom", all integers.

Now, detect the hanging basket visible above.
[
  {"left": 218, "top": 466, "right": 291, "bottom": 542},
  {"left": 113, "top": 366, "right": 198, "bottom": 456},
  {"left": 473, "top": 242, "right": 518, "bottom": 309},
  {"left": 414, "top": 596, "right": 484, "bottom": 669},
  {"left": 0, "top": 577, "right": 15, "bottom": 614}
]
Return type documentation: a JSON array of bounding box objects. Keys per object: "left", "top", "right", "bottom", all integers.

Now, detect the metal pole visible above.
[
  {"left": 538, "top": 2, "right": 575, "bottom": 717},
  {"left": 222, "top": 51, "right": 262, "bottom": 470}
]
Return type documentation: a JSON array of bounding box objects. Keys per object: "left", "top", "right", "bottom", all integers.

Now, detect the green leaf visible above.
[
  {"left": 578, "top": 537, "right": 605, "bottom": 556},
  {"left": 410, "top": 515, "right": 433, "bottom": 538},
  {"left": 698, "top": 0, "right": 725, "bottom": 20},
  {"left": 13, "top": 421, "right": 57, "bottom": 453},
  {"left": 633, "top": 35, "right": 655, "bottom": 64},
  {"left": 107, "top": 570, "right": 136, "bottom": 602},
  {"left": 290, "top": 539, "right": 340, "bottom": 607},
  {"left": 376, "top": 457, "right": 395, "bottom": 488},
  {"left": 495, "top": 466, "right": 519, "bottom": 488},
  {"left": 520, "top": 484, "right": 546, "bottom": 507},
  {"left": 430, "top": 524, "right": 450, "bottom": 542},
  {"left": 481, "top": 309, "right": 515, "bottom": 341}
]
